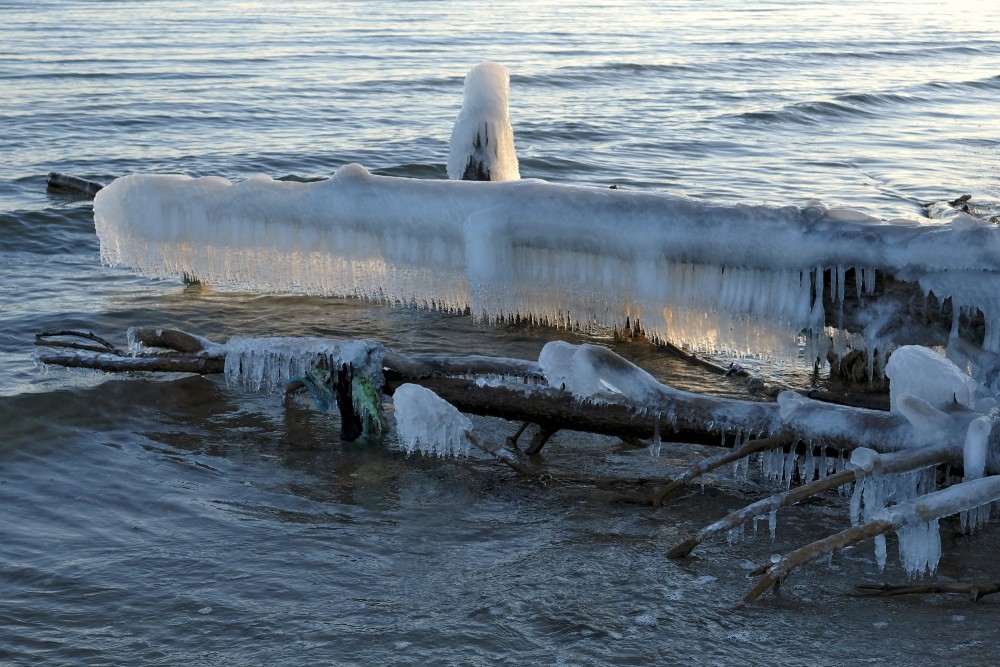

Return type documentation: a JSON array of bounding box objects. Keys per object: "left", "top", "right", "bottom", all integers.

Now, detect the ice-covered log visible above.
[
  {"left": 35, "top": 331, "right": 992, "bottom": 465},
  {"left": 93, "top": 163, "right": 1000, "bottom": 361}
]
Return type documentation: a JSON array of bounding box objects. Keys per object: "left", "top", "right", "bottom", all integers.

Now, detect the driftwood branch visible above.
[
  {"left": 36, "top": 330, "right": 122, "bottom": 355},
  {"left": 129, "top": 327, "right": 219, "bottom": 354},
  {"left": 34, "top": 349, "right": 225, "bottom": 374},
  {"left": 46, "top": 172, "right": 104, "bottom": 198},
  {"left": 467, "top": 434, "right": 537, "bottom": 476},
  {"left": 667, "top": 444, "right": 953, "bottom": 558},
  {"left": 854, "top": 581, "right": 1000, "bottom": 601},
  {"left": 743, "top": 475, "right": 1000, "bottom": 604}
]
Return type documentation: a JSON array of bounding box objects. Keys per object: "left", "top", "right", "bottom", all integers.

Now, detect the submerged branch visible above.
[
  {"left": 854, "top": 581, "right": 1000, "bottom": 601},
  {"left": 34, "top": 349, "right": 224, "bottom": 375}
]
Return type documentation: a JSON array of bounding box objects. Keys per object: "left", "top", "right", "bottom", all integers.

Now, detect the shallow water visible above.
[{"left": 2, "top": 1, "right": 1000, "bottom": 664}]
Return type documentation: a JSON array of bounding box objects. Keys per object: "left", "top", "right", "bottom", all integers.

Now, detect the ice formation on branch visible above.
[
  {"left": 223, "top": 336, "right": 385, "bottom": 430},
  {"left": 540, "top": 341, "right": 663, "bottom": 405},
  {"left": 94, "top": 165, "right": 1000, "bottom": 360},
  {"left": 874, "top": 475, "right": 1000, "bottom": 577},
  {"left": 392, "top": 383, "right": 472, "bottom": 458},
  {"left": 447, "top": 62, "right": 519, "bottom": 182},
  {"left": 885, "top": 345, "right": 977, "bottom": 413}
]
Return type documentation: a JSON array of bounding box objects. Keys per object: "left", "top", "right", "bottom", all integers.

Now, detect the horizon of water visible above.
[{"left": 2, "top": 1, "right": 1000, "bottom": 664}]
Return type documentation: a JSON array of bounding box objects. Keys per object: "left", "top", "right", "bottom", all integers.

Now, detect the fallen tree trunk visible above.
[{"left": 34, "top": 327, "right": 982, "bottom": 462}]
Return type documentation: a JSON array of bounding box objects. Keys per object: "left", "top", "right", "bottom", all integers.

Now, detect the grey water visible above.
[{"left": 2, "top": 0, "right": 1000, "bottom": 664}]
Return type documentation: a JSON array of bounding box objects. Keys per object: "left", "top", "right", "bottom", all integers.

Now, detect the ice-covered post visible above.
[{"left": 447, "top": 62, "right": 520, "bottom": 181}]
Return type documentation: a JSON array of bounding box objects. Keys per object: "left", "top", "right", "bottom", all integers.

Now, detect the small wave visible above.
[
  {"left": 742, "top": 75, "right": 1000, "bottom": 128},
  {"left": 0, "top": 206, "right": 96, "bottom": 254},
  {"left": 338, "top": 74, "right": 456, "bottom": 96},
  {"left": 835, "top": 91, "right": 924, "bottom": 108},
  {"left": 808, "top": 43, "right": 990, "bottom": 61},
  {"left": 733, "top": 82, "right": 943, "bottom": 126},
  {"left": 512, "top": 61, "right": 694, "bottom": 89},
  {"left": 923, "top": 74, "right": 1000, "bottom": 93},
  {"left": 738, "top": 99, "right": 879, "bottom": 126},
  {"left": 372, "top": 163, "right": 446, "bottom": 179}
]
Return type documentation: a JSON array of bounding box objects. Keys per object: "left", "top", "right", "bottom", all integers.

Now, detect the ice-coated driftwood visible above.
[
  {"left": 743, "top": 475, "right": 1000, "bottom": 604},
  {"left": 32, "top": 327, "right": 1000, "bottom": 605},
  {"left": 46, "top": 172, "right": 104, "bottom": 197},
  {"left": 666, "top": 444, "right": 953, "bottom": 558}
]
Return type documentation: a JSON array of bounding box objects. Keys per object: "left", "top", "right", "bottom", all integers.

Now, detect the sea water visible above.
[{"left": 2, "top": 1, "right": 1000, "bottom": 664}]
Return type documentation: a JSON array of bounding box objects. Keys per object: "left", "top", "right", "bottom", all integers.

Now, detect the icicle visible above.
[
  {"left": 768, "top": 509, "right": 777, "bottom": 539},
  {"left": 960, "top": 416, "right": 992, "bottom": 531},
  {"left": 849, "top": 480, "right": 863, "bottom": 526},
  {"left": 783, "top": 447, "right": 797, "bottom": 488},
  {"left": 874, "top": 534, "right": 887, "bottom": 571},
  {"left": 866, "top": 267, "right": 875, "bottom": 293},
  {"left": 896, "top": 519, "right": 942, "bottom": 578},
  {"left": 950, "top": 299, "right": 961, "bottom": 345},
  {"left": 648, "top": 418, "right": 662, "bottom": 460}
]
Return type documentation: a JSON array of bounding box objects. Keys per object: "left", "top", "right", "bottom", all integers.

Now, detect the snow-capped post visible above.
[{"left": 447, "top": 62, "right": 520, "bottom": 181}]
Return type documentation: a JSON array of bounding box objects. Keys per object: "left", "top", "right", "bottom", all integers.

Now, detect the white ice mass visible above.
[
  {"left": 885, "top": 345, "right": 977, "bottom": 413},
  {"left": 392, "top": 383, "right": 472, "bottom": 458},
  {"left": 447, "top": 62, "right": 519, "bottom": 181}
]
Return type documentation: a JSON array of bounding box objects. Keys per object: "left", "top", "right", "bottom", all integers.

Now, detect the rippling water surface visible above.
[{"left": 2, "top": 1, "right": 1000, "bottom": 664}]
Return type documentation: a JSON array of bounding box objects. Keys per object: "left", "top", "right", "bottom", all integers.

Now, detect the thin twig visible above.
[{"left": 36, "top": 330, "right": 120, "bottom": 354}]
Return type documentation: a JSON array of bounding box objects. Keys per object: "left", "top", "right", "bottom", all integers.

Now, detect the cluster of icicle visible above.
[
  {"left": 850, "top": 346, "right": 996, "bottom": 577},
  {"left": 399, "top": 339, "right": 999, "bottom": 579},
  {"left": 94, "top": 158, "right": 1000, "bottom": 368},
  {"left": 223, "top": 336, "right": 386, "bottom": 431}
]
